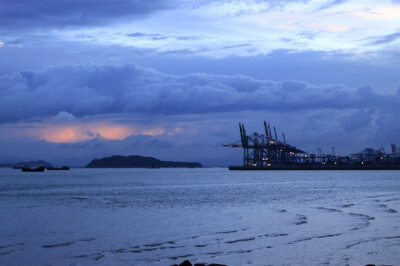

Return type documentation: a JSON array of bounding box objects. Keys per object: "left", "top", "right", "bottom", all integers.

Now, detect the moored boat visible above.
[
  {"left": 46, "top": 166, "right": 70, "bottom": 170},
  {"left": 21, "top": 166, "right": 46, "bottom": 172}
]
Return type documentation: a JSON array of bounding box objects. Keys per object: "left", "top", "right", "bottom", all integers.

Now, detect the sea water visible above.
[{"left": 0, "top": 168, "right": 399, "bottom": 265}]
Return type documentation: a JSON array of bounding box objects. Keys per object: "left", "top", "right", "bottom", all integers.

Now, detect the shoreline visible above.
[{"left": 229, "top": 165, "right": 400, "bottom": 170}]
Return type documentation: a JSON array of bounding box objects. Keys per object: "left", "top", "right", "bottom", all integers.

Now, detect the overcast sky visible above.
[{"left": 1, "top": 0, "right": 400, "bottom": 166}]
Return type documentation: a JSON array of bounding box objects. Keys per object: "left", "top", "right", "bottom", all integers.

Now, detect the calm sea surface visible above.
[{"left": 0, "top": 168, "right": 399, "bottom": 265}]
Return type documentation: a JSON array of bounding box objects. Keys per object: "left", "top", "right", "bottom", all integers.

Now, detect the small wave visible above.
[{"left": 225, "top": 237, "right": 255, "bottom": 244}]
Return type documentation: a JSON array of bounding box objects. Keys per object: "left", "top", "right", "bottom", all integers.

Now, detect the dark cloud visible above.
[
  {"left": 0, "top": 0, "right": 170, "bottom": 30},
  {"left": 375, "top": 112, "right": 400, "bottom": 145},
  {"left": 127, "top": 32, "right": 168, "bottom": 40},
  {"left": 127, "top": 136, "right": 175, "bottom": 149},
  {"left": 339, "top": 110, "right": 373, "bottom": 132},
  {"left": 1, "top": 64, "right": 399, "bottom": 124},
  {"left": 314, "top": 0, "right": 347, "bottom": 11},
  {"left": 298, "top": 32, "right": 320, "bottom": 40},
  {"left": 127, "top": 32, "right": 203, "bottom": 41},
  {"left": 157, "top": 43, "right": 252, "bottom": 56},
  {"left": 221, "top": 44, "right": 251, "bottom": 50},
  {"left": 366, "top": 32, "right": 400, "bottom": 46},
  {"left": 4, "top": 39, "right": 23, "bottom": 46}
]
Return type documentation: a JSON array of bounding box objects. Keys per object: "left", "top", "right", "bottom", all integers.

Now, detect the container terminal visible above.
[{"left": 223, "top": 121, "right": 400, "bottom": 170}]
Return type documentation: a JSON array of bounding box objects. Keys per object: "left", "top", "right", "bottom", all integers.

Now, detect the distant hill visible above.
[
  {"left": 86, "top": 155, "right": 202, "bottom": 168},
  {"left": 0, "top": 160, "right": 53, "bottom": 168}
]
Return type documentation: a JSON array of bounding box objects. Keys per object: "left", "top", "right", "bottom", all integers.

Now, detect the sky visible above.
[{"left": 1, "top": 0, "right": 400, "bottom": 166}]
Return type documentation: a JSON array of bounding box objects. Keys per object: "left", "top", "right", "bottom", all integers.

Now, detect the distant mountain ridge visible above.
[
  {"left": 86, "top": 155, "right": 202, "bottom": 168},
  {"left": 0, "top": 160, "right": 53, "bottom": 168}
]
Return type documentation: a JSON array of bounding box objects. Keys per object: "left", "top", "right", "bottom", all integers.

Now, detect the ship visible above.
[
  {"left": 21, "top": 166, "right": 46, "bottom": 172},
  {"left": 46, "top": 166, "right": 70, "bottom": 170}
]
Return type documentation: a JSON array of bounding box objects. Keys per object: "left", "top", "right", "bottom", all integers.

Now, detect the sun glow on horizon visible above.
[
  {"left": 13, "top": 118, "right": 177, "bottom": 143},
  {"left": 39, "top": 125, "right": 134, "bottom": 143}
]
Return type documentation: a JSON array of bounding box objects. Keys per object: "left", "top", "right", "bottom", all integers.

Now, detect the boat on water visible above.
[
  {"left": 21, "top": 166, "right": 46, "bottom": 172},
  {"left": 46, "top": 166, "right": 70, "bottom": 170}
]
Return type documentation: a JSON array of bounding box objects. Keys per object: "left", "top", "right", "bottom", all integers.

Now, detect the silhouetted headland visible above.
[{"left": 86, "top": 155, "right": 202, "bottom": 168}]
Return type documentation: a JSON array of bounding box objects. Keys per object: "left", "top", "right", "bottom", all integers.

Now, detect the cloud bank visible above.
[
  {"left": 1, "top": 64, "right": 399, "bottom": 124},
  {"left": 0, "top": 0, "right": 170, "bottom": 30}
]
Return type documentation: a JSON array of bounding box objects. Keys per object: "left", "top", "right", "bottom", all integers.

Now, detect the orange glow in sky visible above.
[
  {"left": 142, "top": 128, "right": 165, "bottom": 136},
  {"left": 41, "top": 127, "right": 84, "bottom": 143},
  {"left": 32, "top": 122, "right": 171, "bottom": 143},
  {"left": 40, "top": 124, "right": 136, "bottom": 143},
  {"left": 95, "top": 126, "right": 133, "bottom": 140}
]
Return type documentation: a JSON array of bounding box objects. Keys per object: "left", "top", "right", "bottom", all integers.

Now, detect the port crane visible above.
[{"left": 223, "top": 121, "right": 306, "bottom": 167}]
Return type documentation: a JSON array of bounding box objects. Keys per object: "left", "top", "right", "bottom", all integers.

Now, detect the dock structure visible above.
[
  {"left": 224, "top": 121, "right": 400, "bottom": 170},
  {"left": 223, "top": 121, "right": 307, "bottom": 167}
]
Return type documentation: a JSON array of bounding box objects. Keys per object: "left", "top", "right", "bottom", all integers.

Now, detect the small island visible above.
[{"left": 86, "top": 155, "right": 202, "bottom": 168}]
